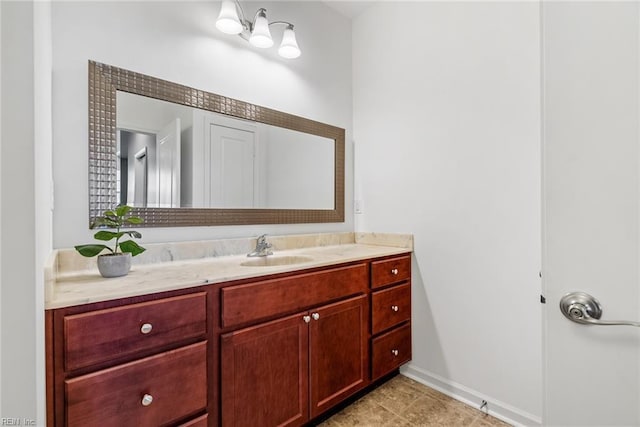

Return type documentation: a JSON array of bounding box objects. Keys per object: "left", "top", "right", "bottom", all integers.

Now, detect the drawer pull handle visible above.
[
  {"left": 391, "top": 305, "right": 399, "bottom": 312},
  {"left": 312, "top": 313, "right": 320, "bottom": 321},
  {"left": 391, "top": 349, "right": 399, "bottom": 357},
  {"left": 140, "top": 323, "right": 153, "bottom": 334},
  {"left": 303, "top": 315, "right": 311, "bottom": 323},
  {"left": 391, "top": 268, "right": 399, "bottom": 275},
  {"left": 141, "top": 394, "right": 153, "bottom": 406}
]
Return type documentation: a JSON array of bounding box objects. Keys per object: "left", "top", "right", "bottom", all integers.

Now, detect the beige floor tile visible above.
[
  {"left": 371, "top": 376, "right": 427, "bottom": 414},
  {"left": 392, "top": 375, "right": 453, "bottom": 404},
  {"left": 325, "top": 394, "right": 398, "bottom": 426},
  {"left": 316, "top": 416, "right": 344, "bottom": 427},
  {"left": 400, "top": 395, "right": 478, "bottom": 426},
  {"left": 391, "top": 374, "right": 429, "bottom": 393},
  {"left": 382, "top": 415, "right": 415, "bottom": 427},
  {"left": 319, "top": 375, "right": 513, "bottom": 427}
]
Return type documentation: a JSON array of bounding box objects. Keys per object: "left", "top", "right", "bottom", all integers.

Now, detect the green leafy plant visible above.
[{"left": 75, "top": 205, "right": 146, "bottom": 257}]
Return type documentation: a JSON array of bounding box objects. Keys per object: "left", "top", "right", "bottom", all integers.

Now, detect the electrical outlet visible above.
[{"left": 354, "top": 199, "right": 364, "bottom": 214}]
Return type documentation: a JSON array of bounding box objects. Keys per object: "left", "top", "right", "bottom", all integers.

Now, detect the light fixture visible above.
[
  {"left": 215, "top": 0, "right": 302, "bottom": 59},
  {"left": 278, "top": 24, "right": 301, "bottom": 59},
  {"left": 249, "top": 9, "right": 273, "bottom": 48},
  {"left": 215, "top": 0, "right": 243, "bottom": 34}
]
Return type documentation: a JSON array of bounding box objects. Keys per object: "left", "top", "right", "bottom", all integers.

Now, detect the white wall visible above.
[
  {"left": 34, "top": 1, "right": 53, "bottom": 423},
  {"left": 1, "top": 0, "right": 52, "bottom": 424},
  {"left": 51, "top": 1, "right": 353, "bottom": 249},
  {"left": 117, "top": 92, "right": 194, "bottom": 134},
  {"left": 0, "top": 0, "right": 4, "bottom": 412},
  {"left": 353, "top": 3, "right": 542, "bottom": 424}
]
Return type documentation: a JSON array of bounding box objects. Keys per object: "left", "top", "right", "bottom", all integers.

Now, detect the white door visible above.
[
  {"left": 133, "top": 146, "right": 147, "bottom": 207},
  {"left": 156, "top": 118, "right": 181, "bottom": 208},
  {"left": 206, "top": 118, "right": 257, "bottom": 208},
  {"left": 543, "top": 3, "right": 640, "bottom": 425}
]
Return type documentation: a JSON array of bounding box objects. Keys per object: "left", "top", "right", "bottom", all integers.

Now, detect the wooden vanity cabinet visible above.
[
  {"left": 220, "top": 264, "right": 369, "bottom": 427},
  {"left": 309, "top": 295, "right": 368, "bottom": 418},
  {"left": 47, "top": 288, "right": 214, "bottom": 427},
  {"left": 220, "top": 312, "right": 310, "bottom": 427},
  {"left": 220, "top": 295, "right": 368, "bottom": 426},
  {"left": 47, "top": 252, "right": 412, "bottom": 427},
  {"left": 370, "top": 255, "right": 412, "bottom": 380}
]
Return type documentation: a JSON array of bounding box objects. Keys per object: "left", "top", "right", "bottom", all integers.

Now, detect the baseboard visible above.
[{"left": 401, "top": 364, "right": 542, "bottom": 427}]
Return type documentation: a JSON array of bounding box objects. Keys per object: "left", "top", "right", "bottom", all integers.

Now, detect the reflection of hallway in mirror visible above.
[
  {"left": 117, "top": 118, "right": 182, "bottom": 208},
  {"left": 118, "top": 129, "right": 157, "bottom": 208}
]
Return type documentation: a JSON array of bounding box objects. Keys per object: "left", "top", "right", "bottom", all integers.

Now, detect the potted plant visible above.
[{"left": 75, "top": 205, "right": 146, "bottom": 278}]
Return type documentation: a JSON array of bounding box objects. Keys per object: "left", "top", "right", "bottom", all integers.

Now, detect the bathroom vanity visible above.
[{"left": 45, "top": 234, "right": 412, "bottom": 426}]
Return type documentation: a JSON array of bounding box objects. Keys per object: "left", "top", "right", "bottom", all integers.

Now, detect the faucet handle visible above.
[{"left": 257, "top": 234, "right": 267, "bottom": 243}]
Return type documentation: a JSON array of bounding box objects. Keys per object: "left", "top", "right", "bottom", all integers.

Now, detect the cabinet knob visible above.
[
  {"left": 391, "top": 349, "right": 399, "bottom": 357},
  {"left": 391, "top": 305, "right": 399, "bottom": 312},
  {"left": 140, "top": 323, "right": 153, "bottom": 334},
  {"left": 141, "top": 394, "right": 153, "bottom": 406},
  {"left": 391, "top": 268, "right": 399, "bottom": 275},
  {"left": 303, "top": 315, "right": 311, "bottom": 323},
  {"left": 312, "top": 313, "right": 320, "bottom": 321}
]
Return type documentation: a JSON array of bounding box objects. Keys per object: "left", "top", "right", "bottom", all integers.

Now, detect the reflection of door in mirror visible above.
[
  {"left": 209, "top": 122, "right": 257, "bottom": 208},
  {"left": 185, "top": 110, "right": 259, "bottom": 208},
  {"left": 133, "top": 146, "right": 147, "bottom": 207},
  {"left": 157, "top": 118, "right": 181, "bottom": 208}
]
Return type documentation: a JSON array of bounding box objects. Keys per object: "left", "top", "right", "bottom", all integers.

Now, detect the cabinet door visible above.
[
  {"left": 221, "top": 313, "right": 309, "bottom": 427},
  {"left": 309, "top": 295, "right": 368, "bottom": 418}
]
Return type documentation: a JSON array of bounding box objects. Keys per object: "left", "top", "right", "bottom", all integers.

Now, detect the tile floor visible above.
[{"left": 317, "top": 375, "right": 511, "bottom": 427}]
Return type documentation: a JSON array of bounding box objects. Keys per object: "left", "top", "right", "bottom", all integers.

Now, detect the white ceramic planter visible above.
[{"left": 97, "top": 253, "right": 132, "bottom": 278}]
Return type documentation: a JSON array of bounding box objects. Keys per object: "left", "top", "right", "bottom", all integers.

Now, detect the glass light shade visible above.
[
  {"left": 278, "top": 26, "right": 301, "bottom": 59},
  {"left": 216, "top": 0, "right": 243, "bottom": 35},
  {"left": 249, "top": 9, "right": 273, "bottom": 48}
]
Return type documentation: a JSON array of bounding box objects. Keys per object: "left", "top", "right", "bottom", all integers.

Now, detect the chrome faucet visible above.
[{"left": 247, "top": 234, "right": 273, "bottom": 257}]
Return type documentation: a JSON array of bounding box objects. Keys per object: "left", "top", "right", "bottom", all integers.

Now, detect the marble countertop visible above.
[{"left": 46, "top": 233, "right": 413, "bottom": 309}]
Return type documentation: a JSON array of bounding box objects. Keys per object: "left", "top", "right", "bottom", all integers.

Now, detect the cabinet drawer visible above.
[
  {"left": 65, "top": 341, "right": 207, "bottom": 427},
  {"left": 371, "top": 323, "right": 411, "bottom": 380},
  {"left": 64, "top": 292, "right": 207, "bottom": 371},
  {"left": 372, "top": 283, "right": 411, "bottom": 334},
  {"left": 179, "top": 414, "right": 208, "bottom": 427},
  {"left": 371, "top": 255, "right": 411, "bottom": 289},
  {"left": 222, "top": 263, "right": 368, "bottom": 328}
]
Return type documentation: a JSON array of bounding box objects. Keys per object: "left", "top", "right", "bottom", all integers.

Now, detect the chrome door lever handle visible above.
[{"left": 559, "top": 292, "right": 640, "bottom": 327}]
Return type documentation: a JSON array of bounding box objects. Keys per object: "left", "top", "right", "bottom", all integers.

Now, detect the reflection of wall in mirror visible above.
[{"left": 263, "top": 125, "right": 334, "bottom": 209}]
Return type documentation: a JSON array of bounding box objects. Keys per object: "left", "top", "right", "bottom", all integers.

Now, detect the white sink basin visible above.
[{"left": 240, "top": 255, "right": 314, "bottom": 267}]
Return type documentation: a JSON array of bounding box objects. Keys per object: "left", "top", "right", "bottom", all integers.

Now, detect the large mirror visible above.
[{"left": 89, "top": 61, "right": 345, "bottom": 227}]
